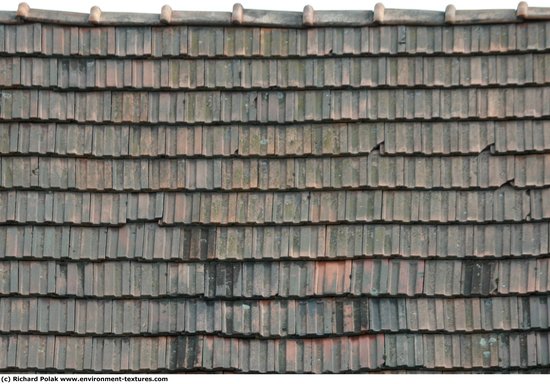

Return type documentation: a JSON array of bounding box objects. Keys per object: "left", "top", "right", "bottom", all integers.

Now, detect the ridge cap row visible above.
[{"left": 1, "top": 2, "right": 548, "bottom": 27}]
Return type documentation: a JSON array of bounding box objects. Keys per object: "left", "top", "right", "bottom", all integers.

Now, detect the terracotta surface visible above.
[{"left": 1, "top": 3, "right": 550, "bottom": 373}]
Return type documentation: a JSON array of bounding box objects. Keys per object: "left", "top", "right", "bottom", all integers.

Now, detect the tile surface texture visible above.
[{"left": 1, "top": 2, "right": 550, "bottom": 373}]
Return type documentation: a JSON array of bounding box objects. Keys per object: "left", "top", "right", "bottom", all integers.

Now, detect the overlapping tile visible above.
[
  {"left": 160, "top": 187, "right": 540, "bottom": 224},
  {"left": 2, "top": 222, "right": 550, "bottom": 261},
  {"left": 1, "top": 296, "right": 548, "bottom": 336},
  {"left": 1, "top": 88, "right": 549, "bottom": 123},
  {"left": 1, "top": 23, "right": 549, "bottom": 58},
  {"left": 1, "top": 5, "right": 549, "bottom": 373},
  {"left": 5, "top": 153, "right": 550, "bottom": 191},
  {"left": 2, "top": 54, "right": 548, "bottom": 90},
  {"left": 0, "top": 332, "right": 548, "bottom": 372},
  {"left": 2, "top": 188, "right": 542, "bottom": 226},
  {"left": 0, "top": 333, "right": 387, "bottom": 372},
  {"left": 0, "top": 259, "right": 547, "bottom": 299},
  {"left": 0, "top": 191, "right": 163, "bottom": 224},
  {"left": 3, "top": 121, "right": 548, "bottom": 159}
]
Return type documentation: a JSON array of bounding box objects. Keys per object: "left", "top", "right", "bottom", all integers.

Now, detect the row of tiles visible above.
[
  {"left": 2, "top": 222, "right": 550, "bottom": 260},
  {"left": 0, "top": 258, "right": 548, "bottom": 298},
  {"left": 0, "top": 332, "right": 548, "bottom": 372},
  {"left": 0, "top": 188, "right": 543, "bottom": 225},
  {"left": 1, "top": 54, "right": 549, "bottom": 90},
  {"left": 0, "top": 296, "right": 548, "bottom": 336},
  {"left": 1, "top": 121, "right": 537, "bottom": 158},
  {"left": 1, "top": 88, "right": 549, "bottom": 123},
  {"left": 1, "top": 23, "right": 548, "bottom": 58},
  {"left": 1, "top": 121, "right": 547, "bottom": 158},
  {"left": 3, "top": 153, "right": 550, "bottom": 191}
]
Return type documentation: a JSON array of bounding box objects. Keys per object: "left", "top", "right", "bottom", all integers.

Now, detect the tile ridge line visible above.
[{"left": 1, "top": 2, "right": 549, "bottom": 27}]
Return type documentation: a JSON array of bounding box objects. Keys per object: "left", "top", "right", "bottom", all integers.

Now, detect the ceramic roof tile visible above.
[
  {"left": 0, "top": 23, "right": 542, "bottom": 57},
  {"left": 0, "top": 191, "right": 165, "bottom": 225},
  {"left": 3, "top": 54, "right": 549, "bottom": 90},
  {"left": 2, "top": 332, "right": 550, "bottom": 372},
  {"left": 17, "top": 121, "right": 550, "bottom": 158},
  {"left": 6, "top": 154, "right": 550, "bottom": 192},
  {"left": 0, "top": 297, "right": 369, "bottom": 337},
  {"left": 2, "top": 88, "right": 549, "bottom": 124},
  {"left": 2, "top": 222, "right": 550, "bottom": 261},
  {"left": 1, "top": 258, "right": 547, "bottom": 299},
  {"left": 1, "top": 3, "right": 550, "bottom": 373}
]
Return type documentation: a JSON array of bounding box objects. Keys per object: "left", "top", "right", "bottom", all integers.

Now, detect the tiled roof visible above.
[
  {"left": 0, "top": 1, "right": 550, "bottom": 373},
  {"left": 3, "top": 2, "right": 550, "bottom": 27}
]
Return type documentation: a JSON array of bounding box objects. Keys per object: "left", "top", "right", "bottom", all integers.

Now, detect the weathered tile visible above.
[{"left": 1, "top": 11, "right": 550, "bottom": 375}]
